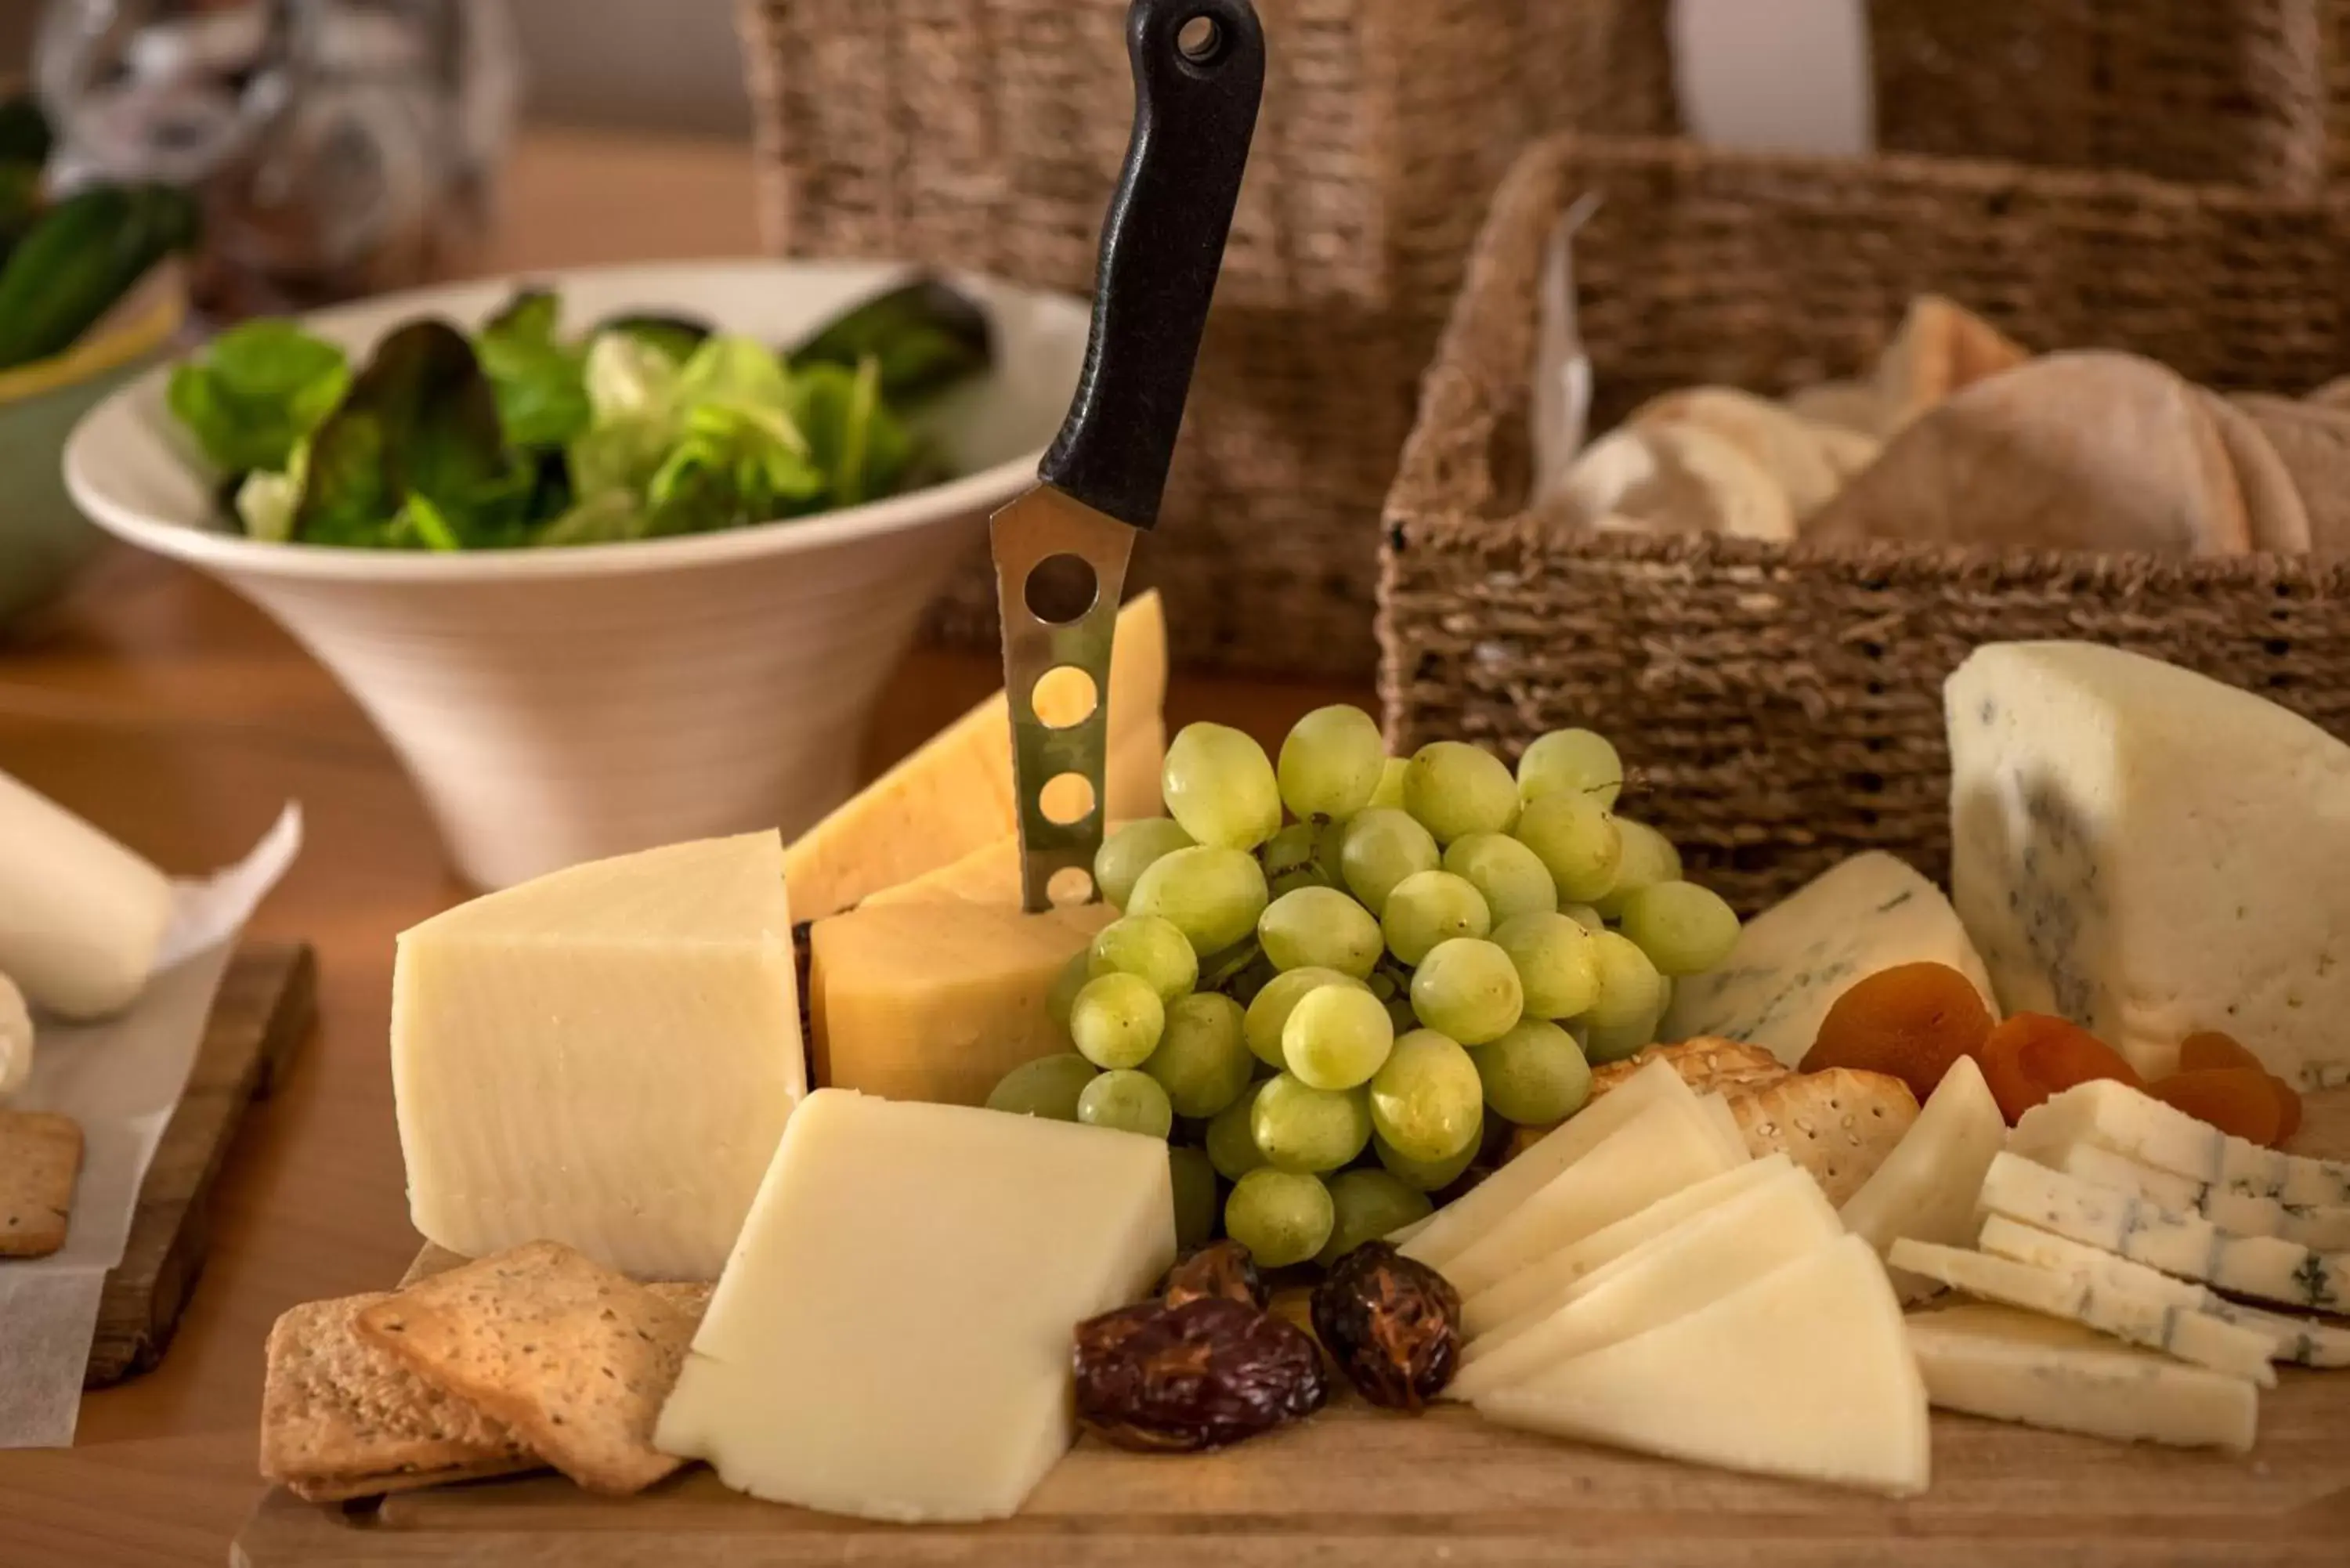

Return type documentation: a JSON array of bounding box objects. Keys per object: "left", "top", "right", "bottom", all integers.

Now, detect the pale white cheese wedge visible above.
[
  {"left": 1400, "top": 1058, "right": 1693, "bottom": 1270},
  {"left": 0, "top": 768, "right": 173, "bottom": 1020},
  {"left": 1887, "top": 1237, "right": 2277, "bottom": 1384},
  {"left": 1477, "top": 1234, "right": 1930, "bottom": 1496},
  {"left": 1441, "top": 1095, "right": 1743, "bottom": 1298},
  {"left": 1449, "top": 1162, "right": 1840, "bottom": 1402},
  {"left": 1660, "top": 851, "right": 1994, "bottom": 1068},
  {"left": 1978, "top": 1151, "right": 2348, "bottom": 1313},
  {"left": 2033, "top": 1137, "right": 2350, "bottom": 1253},
  {"left": 656, "top": 1089, "right": 1173, "bottom": 1523},
  {"left": 1839, "top": 1056, "right": 2006, "bottom": 1302},
  {"left": 0, "top": 970, "right": 31, "bottom": 1100},
  {"left": 2014, "top": 1078, "right": 2350, "bottom": 1207},
  {"left": 1946, "top": 641, "right": 2350, "bottom": 1089},
  {"left": 1459, "top": 1156, "right": 1790, "bottom": 1340},
  {"left": 1907, "top": 1303, "right": 2258, "bottom": 1454},
  {"left": 1693, "top": 1091, "right": 1748, "bottom": 1164},
  {"left": 392, "top": 831, "right": 805, "bottom": 1281}
]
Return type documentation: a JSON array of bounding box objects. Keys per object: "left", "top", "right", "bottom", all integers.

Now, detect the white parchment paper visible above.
[{"left": 0, "top": 804, "right": 303, "bottom": 1447}]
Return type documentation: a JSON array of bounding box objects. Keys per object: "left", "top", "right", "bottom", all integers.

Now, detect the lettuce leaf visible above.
[{"left": 167, "top": 320, "right": 351, "bottom": 476}]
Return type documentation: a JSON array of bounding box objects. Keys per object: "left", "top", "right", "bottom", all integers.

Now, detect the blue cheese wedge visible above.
[
  {"left": 1906, "top": 1303, "right": 2258, "bottom": 1454},
  {"left": 1659, "top": 852, "right": 1994, "bottom": 1068},
  {"left": 2012, "top": 1079, "right": 2350, "bottom": 1207},
  {"left": 2029, "top": 1136, "right": 2350, "bottom": 1252},
  {"left": 1977, "top": 1152, "right": 2348, "bottom": 1313},
  {"left": 1946, "top": 642, "right": 2350, "bottom": 1090}
]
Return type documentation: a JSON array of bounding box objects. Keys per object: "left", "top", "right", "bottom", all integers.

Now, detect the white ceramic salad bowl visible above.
[{"left": 65, "top": 260, "right": 1088, "bottom": 890}]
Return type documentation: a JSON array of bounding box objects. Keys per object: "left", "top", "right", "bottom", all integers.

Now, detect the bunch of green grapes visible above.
[{"left": 985, "top": 706, "right": 1743, "bottom": 1266}]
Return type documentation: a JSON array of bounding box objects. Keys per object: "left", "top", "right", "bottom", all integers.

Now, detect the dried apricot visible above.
[
  {"left": 1977, "top": 1013, "right": 2140, "bottom": 1124},
  {"left": 2274, "top": 1078, "right": 2304, "bottom": 1144},
  {"left": 2147, "top": 1069, "right": 2285, "bottom": 1147},
  {"left": 1802, "top": 962, "right": 1994, "bottom": 1103},
  {"left": 2176, "top": 1031, "right": 2301, "bottom": 1147}
]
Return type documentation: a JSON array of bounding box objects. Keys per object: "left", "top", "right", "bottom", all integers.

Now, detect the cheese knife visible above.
[{"left": 990, "top": 0, "right": 1265, "bottom": 912}]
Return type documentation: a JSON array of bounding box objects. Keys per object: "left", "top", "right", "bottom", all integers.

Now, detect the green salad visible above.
[{"left": 166, "top": 278, "right": 994, "bottom": 549}]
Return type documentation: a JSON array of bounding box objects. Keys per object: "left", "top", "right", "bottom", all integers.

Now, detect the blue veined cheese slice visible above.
[
  {"left": 1659, "top": 852, "right": 1994, "bottom": 1068},
  {"left": 2030, "top": 1136, "right": 2350, "bottom": 1252},
  {"left": 2013, "top": 1078, "right": 2350, "bottom": 1207},
  {"left": 1945, "top": 641, "right": 2350, "bottom": 1091}
]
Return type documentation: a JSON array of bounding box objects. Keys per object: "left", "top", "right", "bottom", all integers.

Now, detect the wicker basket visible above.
[
  {"left": 1869, "top": 0, "right": 2339, "bottom": 192},
  {"left": 1379, "top": 132, "right": 2350, "bottom": 916},
  {"left": 735, "top": 0, "right": 1677, "bottom": 676}
]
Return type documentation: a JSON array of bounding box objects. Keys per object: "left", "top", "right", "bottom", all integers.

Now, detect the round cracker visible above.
[
  {"left": 2198, "top": 389, "right": 2312, "bottom": 554},
  {"left": 1632, "top": 385, "right": 1843, "bottom": 517}
]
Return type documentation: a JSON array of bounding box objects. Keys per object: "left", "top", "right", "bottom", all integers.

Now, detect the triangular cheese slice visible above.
[
  {"left": 1476, "top": 1234, "right": 1929, "bottom": 1496},
  {"left": 1839, "top": 1055, "right": 2006, "bottom": 1302},
  {"left": 786, "top": 592, "right": 1168, "bottom": 918}
]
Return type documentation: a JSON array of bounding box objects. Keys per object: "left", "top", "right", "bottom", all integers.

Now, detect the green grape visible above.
[
  {"left": 1088, "top": 915, "right": 1200, "bottom": 1005},
  {"left": 1170, "top": 1146, "right": 1220, "bottom": 1251},
  {"left": 1380, "top": 869, "right": 1492, "bottom": 966},
  {"left": 1162, "top": 722, "right": 1282, "bottom": 851},
  {"left": 1561, "top": 902, "right": 1606, "bottom": 933},
  {"left": 1367, "top": 756, "right": 1408, "bottom": 811},
  {"left": 1282, "top": 985, "right": 1396, "bottom": 1090},
  {"left": 1144, "top": 992, "right": 1252, "bottom": 1118},
  {"left": 1517, "top": 728, "right": 1625, "bottom": 807},
  {"left": 1443, "top": 832, "right": 1558, "bottom": 923},
  {"left": 1374, "top": 1125, "right": 1481, "bottom": 1192},
  {"left": 1069, "top": 972, "right": 1166, "bottom": 1069},
  {"left": 1408, "top": 938, "right": 1524, "bottom": 1046},
  {"left": 1277, "top": 705, "right": 1386, "bottom": 822},
  {"left": 1584, "top": 929, "right": 1667, "bottom": 1031},
  {"left": 1206, "top": 1080, "right": 1269, "bottom": 1180},
  {"left": 1094, "top": 818, "right": 1195, "bottom": 910},
  {"left": 1385, "top": 993, "right": 1421, "bottom": 1035},
  {"left": 1250, "top": 1072, "right": 1372, "bottom": 1172},
  {"left": 1338, "top": 807, "right": 1440, "bottom": 916},
  {"left": 985, "top": 1053, "right": 1100, "bottom": 1120},
  {"left": 1046, "top": 949, "right": 1092, "bottom": 1033},
  {"left": 1242, "top": 966, "right": 1360, "bottom": 1068},
  {"left": 1318, "top": 1169, "right": 1434, "bottom": 1265},
  {"left": 1489, "top": 911, "right": 1602, "bottom": 1021},
  {"left": 1583, "top": 1008, "right": 1664, "bottom": 1064},
  {"left": 1472, "top": 1019, "right": 1593, "bottom": 1125},
  {"left": 1129, "top": 845, "right": 1269, "bottom": 956},
  {"left": 1077, "top": 1068, "right": 1174, "bottom": 1138},
  {"left": 1258, "top": 886, "right": 1383, "bottom": 977},
  {"left": 1367, "top": 1029, "right": 1484, "bottom": 1163},
  {"left": 1401, "top": 741, "right": 1520, "bottom": 844},
  {"left": 1224, "top": 1168, "right": 1334, "bottom": 1267},
  {"left": 1619, "top": 880, "right": 1741, "bottom": 977},
  {"left": 1259, "top": 821, "right": 1334, "bottom": 897},
  {"left": 1513, "top": 791, "right": 1624, "bottom": 903},
  {"left": 1593, "top": 818, "right": 1683, "bottom": 920}
]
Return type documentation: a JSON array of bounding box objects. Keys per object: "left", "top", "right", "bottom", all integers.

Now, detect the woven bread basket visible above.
[
  {"left": 1379, "top": 132, "right": 2350, "bottom": 916},
  {"left": 734, "top": 0, "right": 1677, "bottom": 676}
]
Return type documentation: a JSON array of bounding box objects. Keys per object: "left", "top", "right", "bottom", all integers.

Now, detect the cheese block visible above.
[
  {"left": 784, "top": 592, "right": 1168, "bottom": 919},
  {"left": 1976, "top": 1212, "right": 2350, "bottom": 1368},
  {"left": 1450, "top": 1162, "right": 1839, "bottom": 1401},
  {"left": 1976, "top": 1151, "right": 2348, "bottom": 1313},
  {"left": 655, "top": 1089, "right": 1174, "bottom": 1522},
  {"left": 810, "top": 897, "right": 1114, "bottom": 1106},
  {"left": 1947, "top": 642, "right": 2350, "bottom": 1089},
  {"left": 1906, "top": 1303, "right": 2257, "bottom": 1454},
  {"left": 1459, "top": 1156, "right": 1791, "bottom": 1340},
  {"left": 1441, "top": 1096, "right": 1743, "bottom": 1298},
  {"left": 2013, "top": 1078, "right": 2350, "bottom": 1207},
  {"left": 1660, "top": 852, "right": 1994, "bottom": 1067},
  {"left": 391, "top": 831, "right": 805, "bottom": 1280},
  {"left": 2031, "top": 1136, "right": 2350, "bottom": 1252},
  {"left": 0, "top": 768, "right": 174, "bottom": 1020},
  {"left": 1839, "top": 1056, "right": 2006, "bottom": 1301},
  {"left": 1887, "top": 1237, "right": 2277, "bottom": 1384},
  {"left": 1400, "top": 1058, "right": 1695, "bottom": 1270},
  {"left": 1477, "top": 1235, "right": 1929, "bottom": 1496}
]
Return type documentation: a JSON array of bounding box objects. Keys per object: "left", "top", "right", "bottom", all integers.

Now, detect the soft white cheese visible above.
[
  {"left": 2012, "top": 1078, "right": 2350, "bottom": 1206},
  {"left": 0, "top": 768, "right": 172, "bottom": 1020},
  {"left": 1946, "top": 641, "right": 2350, "bottom": 1089},
  {"left": 1839, "top": 1056, "right": 2007, "bottom": 1301},
  {"left": 2032, "top": 1136, "right": 2350, "bottom": 1252}
]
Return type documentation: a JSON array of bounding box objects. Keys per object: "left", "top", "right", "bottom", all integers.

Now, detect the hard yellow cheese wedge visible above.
[{"left": 785, "top": 592, "right": 1169, "bottom": 920}]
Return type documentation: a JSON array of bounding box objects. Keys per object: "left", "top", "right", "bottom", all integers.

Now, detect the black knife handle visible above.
[{"left": 1039, "top": 0, "right": 1265, "bottom": 529}]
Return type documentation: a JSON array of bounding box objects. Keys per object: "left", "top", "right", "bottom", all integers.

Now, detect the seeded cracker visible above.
[
  {"left": 356, "top": 1241, "right": 695, "bottom": 1495},
  {"left": 1732, "top": 1068, "right": 1918, "bottom": 1205},
  {"left": 1589, "top": 1038, "right": 1790, "bottom": 1100},
  {"left": 260, "top": 1294, "right": 537, "bottom": 1500},
  {"left": 0, "top": 1111, "right": 82, "bottom": 1257}
]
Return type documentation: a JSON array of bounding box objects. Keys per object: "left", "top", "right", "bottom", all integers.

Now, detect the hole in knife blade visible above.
[
  {"left": 1032, "top": 666, "right": 1100, "bottom": 728},
  {"left": 1048, "top": 866, "right": 1097, "bottom": 905},
  {"left": 1177, "top": 14, "right": 1224, "bottom": 64},
  {"left": 1041, "top": 771, "right": 1097, "bottom": 826},
  {"left": 1024, "top": 552, "right": 1099, "bottom": 626}
]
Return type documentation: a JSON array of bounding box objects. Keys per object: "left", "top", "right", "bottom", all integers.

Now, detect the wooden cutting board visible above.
[
  {"left": 232, "top": 1092, "right": 2350, "bottom": 1567},
  {"left": 86, "top": 942, "right": 316, "bottom": 1387}
]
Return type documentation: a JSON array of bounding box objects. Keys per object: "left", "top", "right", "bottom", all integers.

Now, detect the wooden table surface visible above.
[{"left": 0, "top": 126, "right": 1366, "bottom": 1567}]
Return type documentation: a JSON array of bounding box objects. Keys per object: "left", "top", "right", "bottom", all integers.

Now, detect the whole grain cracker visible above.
[
  {"left": 356, "top": 1241, "right": 694, "bottom": 1496},
  {"left": 291, "top": 1455, "right": 539, "bottom": 1505},
  {"left": 1730, "top": 1068, "right": 1918, "bottom": 1205},
  {"left": 400, "top": 1245, "right": 714, "bottom": 1324},
  {"left": 0, "top": 1110, "right": 82, "bottom": 1257}
]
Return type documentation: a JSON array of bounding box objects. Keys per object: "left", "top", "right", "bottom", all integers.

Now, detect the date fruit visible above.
[
  {"left": 1073, "top": 1296, "right": 1329, "bottom": 1452},
  {"left": 1311, "top": 1241, "right": 1462, "bottom": 1411},
  {"left": 1161, "top": 1240, "right": 1269, "bottom": 1310}
]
